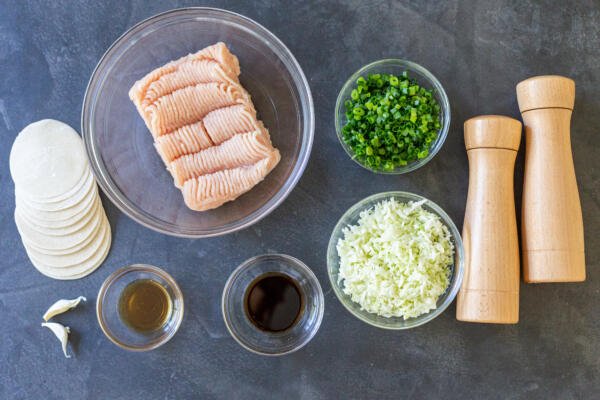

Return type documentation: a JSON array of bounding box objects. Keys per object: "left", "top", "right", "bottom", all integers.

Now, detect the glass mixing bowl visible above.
[
  {"left": 335, "top": 59, "right": 450, "bottom": 174},
  {"left": 82, "top": 8, "right": 314, "bottom": 237},
  {"left": 327, "top": 191, "right": 464, "bottom": 329}
]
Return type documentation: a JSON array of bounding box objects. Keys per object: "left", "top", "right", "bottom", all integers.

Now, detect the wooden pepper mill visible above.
[
  {"left": 457, "top": 116, "right": 521, "bottom": 324},
  {"left": 517, "top": 76, "right": 586, "bottom": 282}
]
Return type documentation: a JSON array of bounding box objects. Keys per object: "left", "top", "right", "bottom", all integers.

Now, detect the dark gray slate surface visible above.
[{"left": 1, "top": 1, "right": 599, "bottom": 399}]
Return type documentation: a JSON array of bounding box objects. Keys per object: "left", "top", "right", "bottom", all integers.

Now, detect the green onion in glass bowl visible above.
[{"left": 335, "top": 59, "right": 450, "bottom": 174}]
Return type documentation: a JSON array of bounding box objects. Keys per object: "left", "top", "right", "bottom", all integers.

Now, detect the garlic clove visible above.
[
  {"left": 41, "top": 322, "right": 71, "bottom": 358},
  {"left": 42, "top": 296, "right": 86, "bottom": 321}
]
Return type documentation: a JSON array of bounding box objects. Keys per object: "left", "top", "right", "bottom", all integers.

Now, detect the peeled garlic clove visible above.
[
  {"left": 41, "top": 322, "right": 71, "bottom": 358},
  {"left": 43, "top": 296, "right": 86, "bottom": 321}
]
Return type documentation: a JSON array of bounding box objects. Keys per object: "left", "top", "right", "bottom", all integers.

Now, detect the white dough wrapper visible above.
[
  {"left": 24, "top": 216, "right": 104, "bottom": 256},
  {"left": 19, "top": 165, "right": 92, "bottom": 205},
  {"left": 16, "top": 169, "right": 94, "bottom": 212},
  {"left": 15, "top": 205, "right": 103, "bottom": 251},
  {"left": 23, "top": 219, "right": 109, "bottom": 268},
  {"left": 26, "top": 218, "right": 111, "bottom": 280},
  {"left": 15, "top": 184, "right": 98, "bottom": 225},
  {"left": 10, "top": 120, "right": 88, "bottom": 200},
  {"left": 16, "top": 197, "right": 100, "bottom": 236}
]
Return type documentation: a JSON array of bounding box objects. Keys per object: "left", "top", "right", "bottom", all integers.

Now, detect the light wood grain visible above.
[
  {"left": 464, "top": 115, "right": 522, "bottom": 150},
  {"left": 457, "top": 116, "right": 521, "bottom": 324},
  {"left": 516, "top": 75, "right": 575, "bottom": 112},
  {"left": 518, "top": 79, "right": 586, "bottom": 282}
]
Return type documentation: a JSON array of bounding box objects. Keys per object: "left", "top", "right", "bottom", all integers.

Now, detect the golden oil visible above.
[{"left": 118, "top": 279, "right": 172, "bottom": 332}]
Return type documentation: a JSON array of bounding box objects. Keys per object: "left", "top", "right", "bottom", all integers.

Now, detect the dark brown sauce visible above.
[
  {"left": 118, "top": 279, "right": 172, "bottom": 332},
  {"left": 244, "top": 273, "right": 303, "bottom": 332}
]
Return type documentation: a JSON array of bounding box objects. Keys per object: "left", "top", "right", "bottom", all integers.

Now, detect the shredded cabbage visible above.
[{"left": 336, "top": 198, "right": 454, "bottom": 319}]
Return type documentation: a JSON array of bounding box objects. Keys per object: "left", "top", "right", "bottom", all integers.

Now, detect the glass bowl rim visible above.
[
  {"left": 334, "top": 58, "right": 451, "bottom": 175},
  {"left": 221, "top": 253, "right": 325, "bottom": 356},
  {"left": 96, "top": 263, "right": 185, "bottom": 351},
  {"left": 326, "top": 191, "right": 464, "bottom": 330},
  {"left": 81, "top": 7, "right": 315, "bottom": 238}
]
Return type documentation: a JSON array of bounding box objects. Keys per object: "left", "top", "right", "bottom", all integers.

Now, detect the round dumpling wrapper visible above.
[
  {"left": 16, "top": 168, "right": 95, "bottom": 212},
  {"left": 15, "top": 184, "right": 99, "bottom": 225},
  {"left": 16, "top": 197, "right": 100, "bottom": 236},
  {"left": 24, "top": 218, "right": 110, "bottom": 268},
  {"left": 10, "top": 120, "right": 88, "bottom": 200},
  {"left": 24, "top": 216, "right": 105, "bottom": 256},
  {"left": 14, "top": 206, "right": 103, "bottom": 251},
  {"left": 26, "top": 220, "right": 111, "bottom": 280}
]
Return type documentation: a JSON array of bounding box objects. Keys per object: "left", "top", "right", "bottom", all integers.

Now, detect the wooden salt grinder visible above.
[
  {"left": 517, "top": 76, "right": 586, "bottom": 282},
  {"left": 456, "top": 116, "right": 521, "bottom": 324}
]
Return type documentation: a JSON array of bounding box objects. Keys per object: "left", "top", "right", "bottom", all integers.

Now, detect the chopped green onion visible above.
[{"left": 341, "top": 72, "right": 441, "bottom": 171}]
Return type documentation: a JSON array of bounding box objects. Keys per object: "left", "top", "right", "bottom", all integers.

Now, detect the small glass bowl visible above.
[
  {"left": 222, "top": 254, "right": 324, "bottom": 356},
  {"left": 327, "top": 191, "right": 464, "bottom": 329},
  {"left": 334, "top": 59, "right": 450, "bottom": 174},
  {"left": 96, "top": 264, "right": 184, "bottom": 351}
]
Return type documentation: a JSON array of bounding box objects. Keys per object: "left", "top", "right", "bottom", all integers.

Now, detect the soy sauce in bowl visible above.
[
  {"left": 244, "top": 273, "right": 303, "bottom": 332},
  {"left": 222, "top": 254, "right": 324, "bottom": 355}
]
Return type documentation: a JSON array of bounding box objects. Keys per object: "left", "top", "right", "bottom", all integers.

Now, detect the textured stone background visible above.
[{"left": 1, "top": 1, "right": 599, "bottom": 399}]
